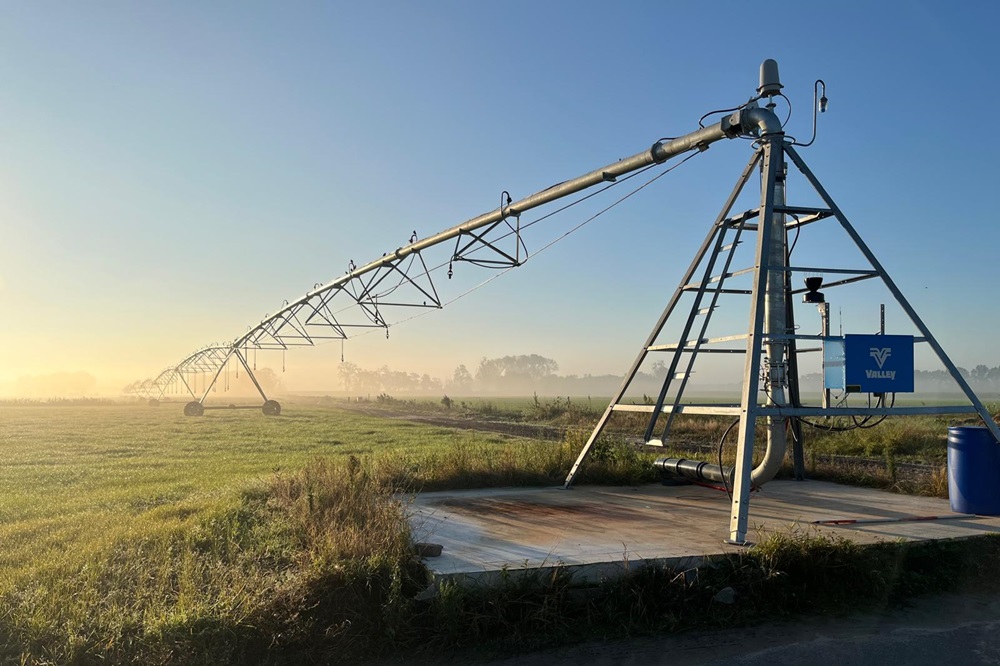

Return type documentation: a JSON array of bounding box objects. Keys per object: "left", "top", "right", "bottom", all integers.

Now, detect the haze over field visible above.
[{"left": 2, "top": 1, "right": 998, "bottom": 397}]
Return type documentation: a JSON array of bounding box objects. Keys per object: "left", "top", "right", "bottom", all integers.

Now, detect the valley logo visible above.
[
  {"left": 844, "top": 334, "right": 913, "bottom": 393},
  {"left": 868, "top": 347, "right": 894, "bottom": 380}
]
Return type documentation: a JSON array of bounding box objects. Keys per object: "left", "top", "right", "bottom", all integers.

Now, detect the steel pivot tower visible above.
[{"left": 563, "top": 60, "right": 1000, "bottom": 545}]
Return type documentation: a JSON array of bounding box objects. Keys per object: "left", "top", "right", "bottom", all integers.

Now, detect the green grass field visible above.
[
  {"left": 0, "top": 397, "right": 988, "bottom": 663},
  {"left": 0, "top": 401, "right": 659, "bottom": 663},
  {"left": 2, "top": 404, "right": 403, "bottom": 566}
]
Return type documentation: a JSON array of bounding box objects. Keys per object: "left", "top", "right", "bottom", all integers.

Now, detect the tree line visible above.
[
  {"left": 789, "top": 367, "right": 1000, "bottom": 394},
  {"left": 339, "top": 355, "right": 1000, "bottom": 398},
  {"left": 337, "top": 354, "right": 672, "bottom": 396}
]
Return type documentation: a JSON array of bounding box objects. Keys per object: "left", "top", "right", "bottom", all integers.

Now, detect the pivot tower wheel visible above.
[
  {"left": 184, "top": 401, "right": 205, "bottom": 417},
  {"left": 262, "top": 400, "right": 281, "bottom": 416}
]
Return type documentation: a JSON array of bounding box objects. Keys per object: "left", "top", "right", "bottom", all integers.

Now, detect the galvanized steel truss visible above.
[
  {"left": 563, "top": 138, "right": 1000, "bottom": 545},
  {"left": 125, "top": 101, "right": 764, "bottom": 413},
  {"left": 123, "top": 59, "right": 1000, "bottom": 545}
]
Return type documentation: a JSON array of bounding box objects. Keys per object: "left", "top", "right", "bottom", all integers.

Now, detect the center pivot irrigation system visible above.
[{"left": 127, "top": 60, "right": 1000, "bottom": 544}]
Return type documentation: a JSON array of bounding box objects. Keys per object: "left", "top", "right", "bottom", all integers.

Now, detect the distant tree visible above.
[
  {"left": 222, "top": 366, "right": 283, "bottom": 397},
  {"left": 338, "top": 362, "right": 361, "bottom": 392},
  {"left": 420, "top": 373, "right": 441, "bottom": 392},
  {"left": 475, "top": 354, "right": 558, "bottom": 391},
  {"left": 355, "top": 366, "right": 382, "bottom": 394},
  {"left": 972, "top": 364, "right": 990, "bottom": 382},
  {"left": 254, "top": 367, "right": 282, "bottom": 394},
  {"left": 476, "top": 357, "right": 504, "bottom": 386},
  {"left": 451, "top": 364, "right": 473, "bottom": 391},
  {"left": 378, "top": 366, "right": 418, "bottom": 393},
  {"left": 915, "top": 369, "right": 951, "bottom": 390},
  {"left": 505, "top": 354, "right": 559, "bottom": 380}
]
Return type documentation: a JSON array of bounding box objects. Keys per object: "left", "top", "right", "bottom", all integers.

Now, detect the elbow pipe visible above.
[
  {"left": 740, "top": 106, "right": 783, "bottom": 137},
  {"left": 654, "top": 419, "right": 787, "bottom": 488},
  {"left": 749, "top": 435, "right": 785, "bottom": 486}
]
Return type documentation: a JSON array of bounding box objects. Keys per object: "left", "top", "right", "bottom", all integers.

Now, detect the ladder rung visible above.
[
  {"left": 681, "top": 286, "right": 752, "bottom": 294},
  {"left": 649, "top": 339, "right": 707, "bottom": 352},
  {"left": 775, "top": 205, "right": 833, "bottom": 216},
  {"left": 649, "top": 333, "right": 747, "bottom": 352},
  {"left": 611, "top": 403, "right": 743, "bottom": 416},
  {"left": 723, "top": 210, "right": 757, "bottom": 225},
  {"left": 648, "top": 346, "right": 744, "bottom": 354},
  {"left": 685, "top": 267, "right": 754, "bottom": 290}
]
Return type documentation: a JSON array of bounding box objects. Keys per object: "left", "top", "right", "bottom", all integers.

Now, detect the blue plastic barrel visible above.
[{"left": 947, "top": 426, "right": 1000, "bottom": 515}]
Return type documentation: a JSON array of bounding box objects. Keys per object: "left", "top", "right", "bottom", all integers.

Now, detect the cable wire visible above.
[{"left": 718, "top": 418, "right": 741, "bottom": 500}]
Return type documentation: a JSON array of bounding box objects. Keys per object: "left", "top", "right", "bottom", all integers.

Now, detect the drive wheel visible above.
[{"left": 184, "top": 401, "right": 205, "bottom": 416}]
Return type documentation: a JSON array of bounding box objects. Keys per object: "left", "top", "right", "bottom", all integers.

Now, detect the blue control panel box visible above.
[{"left": 823, "top": 334, "right": 914, "bottom": 393}]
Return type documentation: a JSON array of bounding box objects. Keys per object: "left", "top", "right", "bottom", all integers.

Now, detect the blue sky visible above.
[{"left": 1, "top": 1, "right": 998, "bottom": 394}]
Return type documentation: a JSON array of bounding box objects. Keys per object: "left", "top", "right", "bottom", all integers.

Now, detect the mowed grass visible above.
[
  {"left": 0, "top": 401, "right": 654, "bottom": 663},
  {"left": 0, "top": 404, "right": 370, "bottom": 662},
  {"left": 0, "top": 401, "right": 580, "bottom": 566},
  {"left": 2, "top": 405, "right": 374, "bottom": 568}
]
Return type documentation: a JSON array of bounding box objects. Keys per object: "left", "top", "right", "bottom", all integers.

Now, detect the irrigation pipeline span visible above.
[{"left": 125, "top": 65, "right": 781, "bottom": 416}]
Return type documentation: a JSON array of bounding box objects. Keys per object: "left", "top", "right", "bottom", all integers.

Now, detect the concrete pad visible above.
[{"left": 408, "top": 480, "right": 1000, "bottom": 583}]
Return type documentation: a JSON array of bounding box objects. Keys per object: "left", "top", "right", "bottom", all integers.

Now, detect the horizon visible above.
[{"left": 9, "top": 356, "right": 1000, "bottom": 400}]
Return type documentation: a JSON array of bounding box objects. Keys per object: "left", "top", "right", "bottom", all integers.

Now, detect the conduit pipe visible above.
[{"left": 653, "top": 457, "right": 734, "bottom": 485}]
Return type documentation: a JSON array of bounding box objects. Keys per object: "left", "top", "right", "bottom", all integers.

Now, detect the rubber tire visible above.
[
  {"left": 262, "top": 400, "right": 281, "bottom": 416},
  {"left": 184, "top": 401, "right": 205, "bottom": 417}
]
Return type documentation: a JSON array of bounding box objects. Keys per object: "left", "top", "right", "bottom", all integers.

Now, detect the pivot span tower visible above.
[{"left": 127, "top": 61, "right": 1000, "bottom": 545}]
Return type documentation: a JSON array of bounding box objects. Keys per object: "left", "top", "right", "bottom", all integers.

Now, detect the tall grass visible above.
[{"left": 375, "top": 429, "right": 657, "bottom": 490}]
